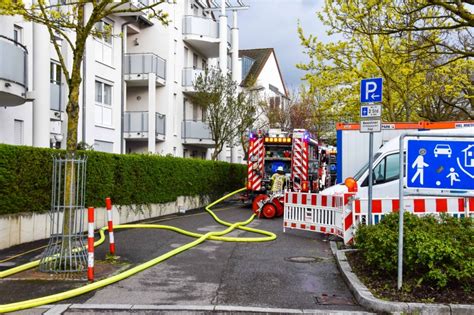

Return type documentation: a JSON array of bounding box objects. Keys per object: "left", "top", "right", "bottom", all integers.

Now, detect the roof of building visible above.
[{"left": 239, "top": 48, "right": 287, "bottom": 96}]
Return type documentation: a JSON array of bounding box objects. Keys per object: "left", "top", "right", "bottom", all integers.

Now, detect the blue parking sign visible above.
[
  {"left": 406, "top": 139, "right": 474, "bottom": 192},
  {"left": 360, "top": 78, "right": 383, "bottom": 103}
]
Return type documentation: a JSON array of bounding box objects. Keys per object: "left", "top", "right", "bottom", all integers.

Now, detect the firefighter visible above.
[{"left": 271, "top": 166, "right": 286, "bottom": 192}]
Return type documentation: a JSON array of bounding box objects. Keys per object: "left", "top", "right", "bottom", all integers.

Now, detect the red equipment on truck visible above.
[{"left": 246, "top": 128, "right": 319, "bottom": 218}]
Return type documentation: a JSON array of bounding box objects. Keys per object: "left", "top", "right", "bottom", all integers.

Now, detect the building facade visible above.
[
  {"left": 239, "top": 48, "right": 289, "bottom": 129},
  {"left": 0, "top": 0, "right": 248, "bottom": 160}
]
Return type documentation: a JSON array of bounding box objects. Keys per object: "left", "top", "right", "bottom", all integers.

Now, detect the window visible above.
[
  {"left": 202, "top": 58, "right": 207, "bottom": 70},
  {"left": 13, "top": 25, "right": 22, "bottom": 44},
  {"left": 192, "top": 104, "right": 198, "bottom": 121},
  {"left": 173, "top": 94, "right": 177, "bottom": 135},
  {"left": 14, "top": 120, "right": 24, "bottom": 145},
  {"left": 362, "top": 153, "right": 400, "bottom": 186},
  {"left": 193, "top": 53, "right": 198, "bottom": 69},
  {"left": 94, "top": 140, "right": 114, "bottom": 153},
  {"left": 95, "top": 20, "right": 112, "bottom": 45},
  {"left": 184, "top": 47, "right": 189, "bottom": 67},
  {"left": 269, "top": 96, "right": 281, "bottom": 109},
  {"left": 50, "top": 62, "right": 62, "bottom": 111},
  {"left": 94, "top": 20, "right": 113, "bottom": 65},
  {"left": 95, "top": 80, "right": 113, "bottom": 126},
  {"left": 50, "top": 62, "right": 61, "bottom": 84}
]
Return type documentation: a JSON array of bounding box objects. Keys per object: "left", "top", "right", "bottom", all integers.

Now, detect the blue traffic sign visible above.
[
  {"left": 406, "top": 139, "right": 474, "bottom": 192},
  {"left": 360, "top": 78, "right": 383, "bottom": 103},
  {"left": 360, "top": 104, "right": 382, "bottom": 118}
]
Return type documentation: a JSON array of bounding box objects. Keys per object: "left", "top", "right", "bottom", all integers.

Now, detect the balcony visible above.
[
  {"left": 182, "top": 120, "right": 214, "bottom": 148},
  {"left": 108, "top": 0, "right": 155, "bottom": 25},
  {"left": 123, "top": 111, "right": 166, "bottom": 141},
  {"left": 0, "top": 36, "right": 29, "bottom": 106},
  {"left": 182, "top": 68, "right": 205, "bottom": 94},
  {"left": 124, "top": 53, "right": 166, "bottom": 87},
  {"left": 182, "top": 15, "right": 221, "bottom": 57}
]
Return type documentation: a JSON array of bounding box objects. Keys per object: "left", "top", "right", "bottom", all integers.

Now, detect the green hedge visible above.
[
  {"left": 355, "top": 212, "right": 474, "bottom": 289},
  {"left": 0, "top": 144, "right": 246, "bottom": 215}
]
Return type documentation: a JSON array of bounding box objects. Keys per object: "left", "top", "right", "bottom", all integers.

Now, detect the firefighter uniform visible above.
[{"left": 271, "top": 166, "right": 286, "bottom": 192}]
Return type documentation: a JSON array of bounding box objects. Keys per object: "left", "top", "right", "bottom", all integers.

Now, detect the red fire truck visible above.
[{"left": 245, "top": 128, "right": 319, "bottom": 218}]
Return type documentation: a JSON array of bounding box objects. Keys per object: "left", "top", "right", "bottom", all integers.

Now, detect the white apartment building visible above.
[
  {"left": 240, "top": 48, "right": 289, "bottom": 128},
  {"left": 0, "top": 0, "right": 248, "bottom": 161},
  {"left": 0, "top": 2, "right": 148, "bottom": 152}
]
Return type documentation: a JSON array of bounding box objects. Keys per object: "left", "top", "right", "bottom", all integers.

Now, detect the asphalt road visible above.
[{"left": 4, "top": 202, "right": 369, "bottom": 314}]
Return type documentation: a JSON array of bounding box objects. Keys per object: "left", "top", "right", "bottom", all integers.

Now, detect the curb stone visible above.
[
  {"left": 35, "top": 303, "right": 376, "bottom": 314},
  {"left": 331, "top": 241, "right": 474, "bottom": 314}
]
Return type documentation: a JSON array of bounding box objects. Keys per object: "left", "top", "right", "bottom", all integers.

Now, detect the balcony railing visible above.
[
  {"left": 50, "top": 83, "right": 63, "bottom": 111},
  {"left": 182, "top": 120, "right": 212, "bottom": 140},
  {"left": 124, "top": 111, "right": 148, "bottom": 133},
  {"left": 124, "top": 53, "right": 166, "bottom": 81},
  {"left": 124, "top": 111, "right": 166, "bottom": 136},
  {"left": 183, "top": 15, "right": 219, "bottom": 39},
  {"left": 0, "top": 36, "right": 28, "bottom": 88},
  {"left": 182, "top": 68, "right": 204, "bottom": 88}
]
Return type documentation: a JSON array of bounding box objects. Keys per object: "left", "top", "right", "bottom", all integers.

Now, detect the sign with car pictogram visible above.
[{"left": 406, "top": 139, "right": 474, "bottom": 193}]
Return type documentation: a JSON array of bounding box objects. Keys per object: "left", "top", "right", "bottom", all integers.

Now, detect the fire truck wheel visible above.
[
  {"left": 273, "top": 198, "right": 284, "bottom": 217},
  {"left": 262, "top": 203, "right": 276, "bottom": 219},
  {"left": 252, "top": 194, "right": 269, "bottom": 214}
]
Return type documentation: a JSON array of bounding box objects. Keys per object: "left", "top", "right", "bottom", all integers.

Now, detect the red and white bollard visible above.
[
  {"left": 87, "top": 207, "right": 95, "bottom": 282},
  {"left": 105, "top": 197, "right": 116, "bottom": 256}
]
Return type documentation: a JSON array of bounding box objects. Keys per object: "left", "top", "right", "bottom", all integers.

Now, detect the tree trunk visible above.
[
  {"left": 211, "top": 149, "right": 220, "bottom": 161},
  {"left": 60, "top": 69, "right": 82, "bottom": 269},
  {"left": 211, "top": 140, "right": 224, "bottom": 161}
]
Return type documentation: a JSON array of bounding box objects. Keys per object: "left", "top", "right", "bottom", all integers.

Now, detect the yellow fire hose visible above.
[{"left": 0, "top": 187, "right": 276, "bottom": 313}]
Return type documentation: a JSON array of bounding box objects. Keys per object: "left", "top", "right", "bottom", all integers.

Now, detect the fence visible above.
[{"left": 284, "top": 191, "right": 473, "bottom": 244}]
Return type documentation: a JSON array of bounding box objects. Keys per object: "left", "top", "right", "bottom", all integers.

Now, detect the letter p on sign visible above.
[{"left": 360, "top": 78, "right": 383, "bottom": 103}]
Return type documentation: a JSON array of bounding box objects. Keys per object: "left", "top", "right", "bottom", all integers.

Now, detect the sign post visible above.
[
  {"left": 360, "top": 78, "right": 383, "bottom": 225},
  {"left": 398, "top": 133, "right": 474, "bottom": 290}
]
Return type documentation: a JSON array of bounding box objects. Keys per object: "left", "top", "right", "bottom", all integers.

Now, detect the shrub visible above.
[
  {"left": 0, "top": 144, "right": 246, "bottom": 215},
  {"left": 355, "top": 212, "right": 474, "bottom": 289}
]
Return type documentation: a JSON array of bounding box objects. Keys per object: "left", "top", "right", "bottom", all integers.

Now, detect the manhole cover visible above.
[{"left": 284, "top": 256, "right": 323, "bottom": 263}]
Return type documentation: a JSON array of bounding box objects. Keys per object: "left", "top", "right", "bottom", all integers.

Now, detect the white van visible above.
[{"left": 322, "top": 127, "right": 474, "bottom": 198}]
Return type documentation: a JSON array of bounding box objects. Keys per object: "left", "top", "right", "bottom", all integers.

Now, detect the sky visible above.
[{"left": 238, "top": 0, "right": 329, "bottom": 91}]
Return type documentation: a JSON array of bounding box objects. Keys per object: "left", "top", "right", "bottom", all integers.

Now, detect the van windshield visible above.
[{"left": 353, "top": 152, "right": 382, "bottom": 181}]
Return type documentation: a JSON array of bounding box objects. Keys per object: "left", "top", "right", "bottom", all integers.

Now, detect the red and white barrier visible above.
[
  {"left": 283, "top": 192, "right": 355, "bottom": 243},
  {"left": 284, "top": 192, "right": 473, "bottom": 245},
  {"left": 351, "top": 197, "right": 474, "bottom": 227},
  {"left": 87, "top": 207, "right": 95, "bottom": 282},
  {"left": 105, "top": 197, "right": 115, "bottom": 256}
]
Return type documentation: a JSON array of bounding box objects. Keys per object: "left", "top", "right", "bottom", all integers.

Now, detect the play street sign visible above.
[
  {"left": 360, "top": 119, "right": 381, "bottom": 133},
  {"left": 406, "top": 139, "right": 474, "bottom": 193},
  {"left": 360, "top": 104, "right": 382, "bottom": 118},
  {"left": 360, "top": 78, "right": 383, "bottom": 103}
]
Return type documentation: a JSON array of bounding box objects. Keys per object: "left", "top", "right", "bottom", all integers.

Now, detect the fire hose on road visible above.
[{"left": 0, "top": 187, "right": 276, "bottom": 313}]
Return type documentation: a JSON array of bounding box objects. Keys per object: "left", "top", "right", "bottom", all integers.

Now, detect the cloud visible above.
[{"left": 239, "top": 0, "right": 328, "bottom": 90}]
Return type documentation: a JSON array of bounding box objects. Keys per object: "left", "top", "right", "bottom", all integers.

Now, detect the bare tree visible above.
[{"left": 191, "top": 67, "right": 257, "bottom": 160}]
